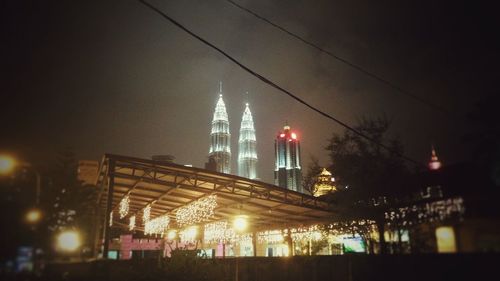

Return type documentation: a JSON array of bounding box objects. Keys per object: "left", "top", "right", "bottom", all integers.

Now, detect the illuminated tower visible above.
[
  {"left": 238, "top": 103, "right": 258, "bottom": 179},
  {"left": 274, "top": 125, "right": 303, "bottom": 192},
  {"left": 208, "top": 83, "right": 231, "bottom": 174},
  {"left": 313, "top": 168, "right": 337, "bottom": 197},
  {"left": 428, "top": 145, "right": 442, "bottom": 171}
]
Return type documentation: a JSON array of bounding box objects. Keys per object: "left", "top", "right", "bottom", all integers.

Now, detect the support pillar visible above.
[
  {"left": 102, "top": 159, "right": 115, "bottom": 259},
  {"left": 252, "top": 232, "right": 257, "bottom": 257},
  {"left": 377, "top": 218, "right": 386, "bottom": 255},
  {"left": 286, "top": 232, "right": 293, "bottom": 256},
  {"left": 92, "top": 207, "right": 102, "bottom": 258}
]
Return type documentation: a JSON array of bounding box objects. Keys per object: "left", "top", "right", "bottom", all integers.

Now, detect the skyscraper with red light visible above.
[
  {"left": 208, "top": 84, "right": 231, "bottom": 174},
  {"left": 274, "top": 125, "right": 303, "bottom": 192}
]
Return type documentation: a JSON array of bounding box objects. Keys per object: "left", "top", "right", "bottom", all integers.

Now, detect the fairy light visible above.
[
  {"left": 325, "top": 220, "right": 377, "bottom": 237},
  {"left": 204, "top": 221, "right": 229, "bottom": 244},
  {"left": 144, "top": 215, "right": 170, "bottom": 236},
  {"left": 129, "top": 215, "right": 136, "bottom": 231},
  {"left": 204, "top": 221, "right": 239, "bottom": 243},
  {"left": 176, "top": 195, "right": 217, "bottom": 227},
  {"left": 384, "top": 197, "right": 464, "bottom": 226},
  {"left": 143, "top": 205, "right": 151, "bottom": 223},
  {"left": 119, "top": 195, "right": 130, "bottom": 219},
  {"left": 257, "top": 229, "right": 285, "bottom": 244},
  {"left": 233, "top": 233, "right": 253, "bottom": 244},
  {"left": 203, "top": 220, "right": 254, "bottom": 244},
  {"left": 179, "top": 226, "right": 198, "bottom": 243},
  {"left": 290, "top": 225, "right": 324, "bottom": 242}
]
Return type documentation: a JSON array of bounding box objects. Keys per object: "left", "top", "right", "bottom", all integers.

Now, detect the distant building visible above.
[
  {"left": 77, "top": 160, "right": 99, "bottom": 186},
  {"left": 238, "top": 103, "right": 258, "bottom": 179},
  {"left": 208, "top": 83, "right": 231, "bottom": 174},
  {"left": 274, "top": 125, "right": 303, "bottom": 192},
  {"left": 313, "top": 168, "right": 337, "bottom": 197},
  {"left": 428, "top": 146, "right": 442, "bottom": 171}
]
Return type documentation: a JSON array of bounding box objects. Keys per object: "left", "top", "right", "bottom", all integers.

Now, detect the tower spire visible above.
[
  {"left": 428, "top": 145, "right": 442, "bottom": 170},
  {"left": 238, "top": 102, "right": 258, "bottom": 179},
  {"left": 208, "top": 87, "right": 231, "bottom": 174}
]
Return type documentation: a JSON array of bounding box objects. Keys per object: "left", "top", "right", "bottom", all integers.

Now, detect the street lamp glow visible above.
[
  {"left": 25, "top": 209, "right": 42, "bottom": 224},
  {"left": 57, "top": 230, "right": 81, "bottom": 252},
  {"left": 0, "top": 155, "right": 16, "bottom": 175},
  {"left": 233, "top": 216, "right": 248, "bottom": 232}
]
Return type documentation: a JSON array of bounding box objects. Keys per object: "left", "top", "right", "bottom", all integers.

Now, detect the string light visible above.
[
  {"left": 179, "top": 226, "right": 198, "bottom": 243},
  {"left": 204, "top": 221, "right": 235, "bottom": 244},
  {"left": 289, "top": 226, "right": 324, "bottom": 242},
  {"left": 204, "top": 221, "right": 228, "bottom": 244},
  {"left": 176, "top": 195, "right": 217, "bottom": 227},
  {"left": 143, "top": 205, "right": 151, "bottom": 223},
  {"left": 129, "top": 215, "right": 136, "bottom": 231},
  {"left": 119, "top": 195, "right": 130, "bottom": 219},
  {"left": 203, "top": 221, "right": 253, "bottom": 244},
  {"left": 384, "top": 197, "right": 465, "bottom": 226},
  {"left": 144, "top": 215, "right": 170, "bottom": 236},
  {"left": 258, "top": 229, "right": 285, "bottom": 244},
  {"left": 326, "top": 220, "right": 378, "bottom": 237},
  {"left": 233, "top": 233, "right": 253, "bottom": 244}
]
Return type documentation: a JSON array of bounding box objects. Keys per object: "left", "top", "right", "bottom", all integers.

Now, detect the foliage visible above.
[
  {"left": 310, "top": 239, "right": 329, "bottom": 255},
  {"left": 325, "top": 115, "right": 410, "bottom": 203},
  {"left": 45, "top": 149, "right": 98, "bottom": 251},
  {"left": 302, "top": 156, "right": 322, "bottom": 195},
  {"left": 160, "top": 250, "right": 228, "bottom": 281}
]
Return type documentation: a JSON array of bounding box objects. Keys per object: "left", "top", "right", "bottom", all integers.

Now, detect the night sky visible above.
[{"left": 2, "top": 0, "right": 498, "bottom": 184}]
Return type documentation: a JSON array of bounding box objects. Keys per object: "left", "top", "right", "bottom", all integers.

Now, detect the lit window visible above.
[{"left": 435, "top": 226, "right": 457, "bottom": 253}]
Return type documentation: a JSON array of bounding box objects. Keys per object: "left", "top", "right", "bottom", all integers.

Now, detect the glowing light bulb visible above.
[
  {"left": 167, "top": 230, "right": 177, "bottom": 240},
  {"left": 233, "top": 216, "right": 248, "bottom": 232},
  {"left": 57, "top": 230, "right": 81, "bottom": 252}
]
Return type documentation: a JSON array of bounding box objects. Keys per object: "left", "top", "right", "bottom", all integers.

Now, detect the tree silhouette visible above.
[{"left": 325, "top": 115, "right": 410, "bottom": 203}]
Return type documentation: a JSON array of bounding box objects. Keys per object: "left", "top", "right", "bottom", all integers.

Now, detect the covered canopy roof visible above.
[{"left": 96, "top": 154, "right": 337, "bottom": 232}]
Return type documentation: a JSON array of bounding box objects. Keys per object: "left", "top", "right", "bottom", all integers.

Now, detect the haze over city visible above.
[
  {"left": 1, "top": 1, "right": 499, "bottom": 280},
  {"left": 3, "top": 0, "right": 498, "bottom": 183}
]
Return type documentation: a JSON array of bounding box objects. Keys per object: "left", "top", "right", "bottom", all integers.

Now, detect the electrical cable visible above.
[
  {"left": 225, "top": 0, "right": 451, "bottom": 116},
  {"left": 137, "top": 0, "right": 423, "bottom": 167}
]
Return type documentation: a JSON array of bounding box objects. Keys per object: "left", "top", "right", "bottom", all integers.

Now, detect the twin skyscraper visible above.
[
  {"left": 207, "top": 83, "right": 258, "bottom": 180},
  {"left": 206, "top": 83, "right": 303, "bottom": 193}
]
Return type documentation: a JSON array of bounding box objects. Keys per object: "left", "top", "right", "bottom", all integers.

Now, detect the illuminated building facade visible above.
[
  {"left": 274, "top": 125, "right": 303, "bottom": 192},
  {"left": 313, "top": 168, "right": 337, "bottom": 197},
  {"left": 208, "top": 85, "right": 231, "bottom": 174},
  {"left": 238, "top": 103, "right": 258, "bottom": 179}
]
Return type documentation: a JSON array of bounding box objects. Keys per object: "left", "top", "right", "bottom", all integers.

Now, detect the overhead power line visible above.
[
  {"left": 225, "top": 0, "right": 451, "bottom": 116},
  {"left": 137, "top": 0, "right": 423, "bottom": 167}
]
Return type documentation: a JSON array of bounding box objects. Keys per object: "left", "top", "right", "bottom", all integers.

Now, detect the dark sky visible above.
[{"left": 2, "top": 0, "right": 498, "bottom": 183}]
